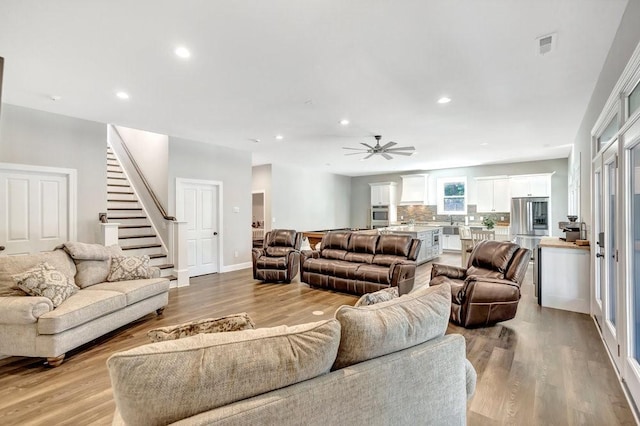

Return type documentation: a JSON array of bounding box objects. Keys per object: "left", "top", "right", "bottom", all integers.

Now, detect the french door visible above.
[{"left": 595, "top": 141, "right": 622, "bottom": 371}]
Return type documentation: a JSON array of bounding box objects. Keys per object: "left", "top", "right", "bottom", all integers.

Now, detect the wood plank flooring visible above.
[{"left": 0, "top": 253, "right": 636, "bottom": 425}]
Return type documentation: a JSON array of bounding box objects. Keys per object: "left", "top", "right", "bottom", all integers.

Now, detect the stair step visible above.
[
  {"left": 108, "top": 177, "right": 127, "bottom": 181},
  {"left": 149, "top": 253, "right": 167, "bottom": 259},
  {"left": 119, "top": 234, "right": 157, "bottom": 239},
  {"left": 107, "top": 183, "right": 130, "bottom": 188},
  {"left": 107, "top": 216, "right": 147, "bottom": 220},
  {"left": 156, "top": 263, "right": 174, "bottom": 270},
  {"left": 121, "top": 243, "right": 162, "bottom": 250},
  {"left": 108, "top": 208, "right": 143, "bottom": 211},
  {"left": 118, "top": 225, "right": 152, "bottom": 229},
  {"left": 164, "top": 275, "right": 178, "bottom": 281},
  {"left": 107, "top": 199, "right": 139, "bottom": 203},
  {"left": 108, "top": 170, "right": 124, "bottom": 174},
  {"left": 108, "top": 191, "right": 134, "bottom": 195}
]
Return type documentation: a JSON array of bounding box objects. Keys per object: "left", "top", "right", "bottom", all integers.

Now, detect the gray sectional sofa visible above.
[
  {"left": 108, "top": 283, "right": 476, "bottom": 425},
  {"left": 0, "top": 243, "right": 169, "bottom": 366}
]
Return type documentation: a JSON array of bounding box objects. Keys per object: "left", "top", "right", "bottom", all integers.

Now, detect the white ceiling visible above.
[{"left": 0, "top": 0, "right": 628, "bottom": 176}]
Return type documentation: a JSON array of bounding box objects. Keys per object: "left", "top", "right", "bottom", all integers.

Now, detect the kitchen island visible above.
[
  {"left": 381, "top": 225, "right": 443, "bottom": 265},
  {"left": 302, "top": 228, "right": 377, "bottom": 248}
]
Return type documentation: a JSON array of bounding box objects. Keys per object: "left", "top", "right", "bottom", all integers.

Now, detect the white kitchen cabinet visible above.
[
  {"left": 476, "top": 177, "right": 510, "bottom": 212},
  {"left": 442, "top": 234, "right": 461, "bottom": 251},
  {"left": 400, "top": 174, "right": 428, "bottom": 205},
  {"left": 509, "top": 174, "right": 551, "bottom": 197},
  {"left": 539, "top": 240, "right": 590, "bottom": 313},
  {"left": 369, "top": 182, "right": 397, "bottom": 206}
]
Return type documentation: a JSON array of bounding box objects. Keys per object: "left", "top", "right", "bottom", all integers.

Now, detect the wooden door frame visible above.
[
  {"left": 0, "top": 162, "right": 77, "bottom": 242},
  {"left": 175, "top": 178, "right": 223, "bottom": 274}
]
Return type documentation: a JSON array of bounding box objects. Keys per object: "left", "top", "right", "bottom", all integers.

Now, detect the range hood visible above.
[{"left": 400, "top": 174, "right": 429, "bottom": 205}]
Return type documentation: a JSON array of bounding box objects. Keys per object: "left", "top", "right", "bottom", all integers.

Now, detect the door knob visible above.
[
  {"left": 213, "top": 232, "right": 218, "bottom": 236},
  {"left": 596, "top": 253, "right": 604, "bottom": 258},
  {"left": 0, "top": 246, "right": 4, "bottom": 252}
]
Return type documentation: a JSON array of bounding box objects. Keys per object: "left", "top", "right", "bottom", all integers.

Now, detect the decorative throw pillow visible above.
[
  {"left": 333, "top": 283, "right": 451, "bottom": 370},
  {"left": 74, "top": 244, "right": 124, "bottom": 288},
  {"left": 12, "top": 262, "right": 79, "bottom": 308},
  {"left": 107, "top": 256, "right": 151, "bottom": 282},
  {"left": 147, "top": 313, "right": 256, "bottom": 342},
  {"left": 354, "top": 286, "right": 399, "bottom": 307}
]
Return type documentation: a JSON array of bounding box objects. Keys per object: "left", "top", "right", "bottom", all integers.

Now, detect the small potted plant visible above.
[{"left": 482, "top": 215, "right": 496, "bottom": 230}]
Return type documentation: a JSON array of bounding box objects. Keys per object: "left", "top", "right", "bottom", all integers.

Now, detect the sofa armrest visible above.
[
  {"left": 0, "top": 296, "right": 53, "bottom": 325},
  {"left": 150, "top": 266, "right": 161, "bottom": 278},
  {"left": 390, "top": 260, "right": 417, "bottom": 295},
  {"left": 300, "top": 250, "right": 320, "bottom": 264},
  {"left": 465, "top": 358, "right": 477, "bottom": 400},
  {"left": 430, "top": 263, "right": 467, "bottom": 280}
]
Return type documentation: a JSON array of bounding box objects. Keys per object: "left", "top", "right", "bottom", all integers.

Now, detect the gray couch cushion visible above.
[
  {"left": 86, "top": 278, "right": 169, "bottom": 305},
  {"left": 333, "top": 283, "right": 451, "bottom": 370},
  {"left": 38, "top": 289, "right": 126, "bottom": 334},
  {"left": 108, "top": 319, "right": 341, "bottom": 426},
  {"left": 73, "top": 244, "right": 123, "bottom": 288}
]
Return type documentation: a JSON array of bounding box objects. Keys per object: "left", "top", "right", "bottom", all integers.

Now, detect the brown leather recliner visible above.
[
  {"left": 429, "top": 240, "right": 530, "bottom": 328},
  {"left": 252, "top": 229, "right": 302, "bottom": 283}
]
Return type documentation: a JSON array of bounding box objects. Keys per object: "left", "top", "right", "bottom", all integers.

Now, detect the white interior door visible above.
[
  {"left": 0, "top": 166, "right": 72, "bottom": 255},
  {"left": 177, "top": 180, "right": 220, "bottom": 277}
]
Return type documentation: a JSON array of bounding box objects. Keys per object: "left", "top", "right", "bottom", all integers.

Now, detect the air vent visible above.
[{"left": 536, "top": 33, "right": 556, "bottom": 56}]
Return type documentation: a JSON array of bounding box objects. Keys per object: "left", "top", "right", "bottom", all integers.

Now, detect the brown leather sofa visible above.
[
  {"left": 429, "top": 240, "right": 530, "bottom": 328},
  {"left": 300, "top": 231, "right": 421, "bottom": 296},
  {"left": 252, "top": 229, "right": 302, "bottom": 283}
]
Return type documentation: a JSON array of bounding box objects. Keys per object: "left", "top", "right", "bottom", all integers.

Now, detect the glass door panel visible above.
[
  {"left": 607, "top": 161, "right": 618, "bottom": 327},
  {"left": 594, "top": 168, "right": 603, "bottom": 311},
  {"left": 631, "top": 143, "right": 640, "bottom": 363}
]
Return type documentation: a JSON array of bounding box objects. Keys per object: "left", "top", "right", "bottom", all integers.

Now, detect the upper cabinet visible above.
[
  {"left": 509, "top": 174, "right": 552, "bottom": 197},
  {"left": 475, "top": 176, "right": 510, "bottom": 212},
  {"left": 369, "top": 182, "right": 397, "bottom": 206},
  {"left": 400, "top": 174, "right": 429, "bottom": 205}
]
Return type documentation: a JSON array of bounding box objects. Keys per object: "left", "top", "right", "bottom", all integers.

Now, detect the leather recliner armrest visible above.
[
  {"left": 430, "top": 263, "right": 467, "bottom": 280},
  {"left": 459, "top": 277, "right": 521, "bottom": 305},
  {"left": 390, "top": 260, "right": 417, "bottom": 295}
]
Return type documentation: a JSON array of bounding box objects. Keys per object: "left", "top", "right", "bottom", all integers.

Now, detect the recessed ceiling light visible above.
[
  {"left": 50, "top": 95, "right": 61, "bottom": 101},
  {"left": 480, "top": 142, "right": 489, "bottom": 146},
  {"left": 175, "top": 46, "right": 191, "bottom": 59},
  {"left": 437, "top": 97, "right": 451, "bottom": 104},
  {"left": 116, "top": 91, "right": 130, "bottom": 100},
  {"left": 339, "top": 119, "right": 350, "bottom": 126},
  {"left": 275, "top": 135, "right": 284, "bottom": 140}
]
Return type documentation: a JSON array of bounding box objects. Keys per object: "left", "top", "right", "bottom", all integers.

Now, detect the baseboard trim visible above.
[{"left": 221, "top": 262, "right": 252, "bottom": 273}]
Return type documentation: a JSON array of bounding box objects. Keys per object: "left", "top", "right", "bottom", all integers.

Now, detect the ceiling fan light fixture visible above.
[
  {"left": 343, "top": 135, "right": 415, "bottom": 160},
  {"left": 339, "top": 119, "right": 350, "bottom": 126},
  {"left": 437, "top": 96, "right": 451, "bottom": 104}
]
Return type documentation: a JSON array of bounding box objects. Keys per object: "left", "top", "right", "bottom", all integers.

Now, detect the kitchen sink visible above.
[{"left": 441, "top": 226, "right": 460, "bottom": 235}]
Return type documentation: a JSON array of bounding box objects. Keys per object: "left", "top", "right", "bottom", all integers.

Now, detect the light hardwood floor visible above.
[{"left": 0, "top": 253, "right": 636, "bottom": 425}]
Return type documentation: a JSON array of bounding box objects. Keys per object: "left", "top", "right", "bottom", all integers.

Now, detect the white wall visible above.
[
  {"left": 115, "top": 125, "right": 169, "bottom": 208},
  {"left": 252, "top": 164, "right": 272, "bottom": 231},
  {"left": 270, "top": 164, "right": 351, "bottom": 231},
  {"left": 0, "top": 104, "right": 107, "bottom": 243},
  {"left": 571, "top": 0, "right": 640, "bottom": 238},
  {"left": 350, "top": 158, "right": 568, "bottom": 236},
  {"left": 168, "top": 137, "right": 252, "bottom": 269}
]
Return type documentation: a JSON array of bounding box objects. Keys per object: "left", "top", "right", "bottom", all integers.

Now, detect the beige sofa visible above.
[
  {"left": 0, "top": 243, "right": 169, "bottom": 366},
  {"left": 108, "top": 284, "right": 476, "bottom": 426}
]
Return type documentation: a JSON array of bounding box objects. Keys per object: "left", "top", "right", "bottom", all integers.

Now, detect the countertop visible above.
[
  {"left": 381, "top": 225, "right": 442, "bottom": 233},
  {"left": 539, "top": 237, "right": 590, "bottom": 251}
]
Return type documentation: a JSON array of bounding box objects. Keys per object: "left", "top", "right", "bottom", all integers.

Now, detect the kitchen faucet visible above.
[{"left": 449, "top": 215, "right": 454, "bottom": 225}]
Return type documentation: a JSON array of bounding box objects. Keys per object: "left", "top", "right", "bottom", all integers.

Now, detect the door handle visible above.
[
  {"left": 596, "top": 253, "right": 604, "bottom": 258},
  {"left": 213, "top": 232, "right": 218, "bottom": 236},
  {"left": 0, "top": 246, "right": 4, "bottom": 252}
]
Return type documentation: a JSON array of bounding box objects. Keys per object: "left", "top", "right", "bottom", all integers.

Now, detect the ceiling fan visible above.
[{"left": 343, "top": 135, "right": 415, "bottom": 160}]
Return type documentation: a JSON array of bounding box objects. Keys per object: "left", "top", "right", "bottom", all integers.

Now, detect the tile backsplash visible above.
[{"left": 397, "top": 205, "right": 510, "bottom": 225}]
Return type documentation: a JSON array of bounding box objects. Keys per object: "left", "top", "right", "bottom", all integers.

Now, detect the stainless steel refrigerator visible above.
[{"left": 510, "top": 197, "right": 550, "bottom": 254}]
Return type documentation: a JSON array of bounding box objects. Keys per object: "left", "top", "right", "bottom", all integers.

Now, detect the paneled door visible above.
[
  {"left": 0, "top": 165, "right": 74, "bottom": 255},
  {"left": 176, "top": 179, "right": 220, "bottom": 277}
]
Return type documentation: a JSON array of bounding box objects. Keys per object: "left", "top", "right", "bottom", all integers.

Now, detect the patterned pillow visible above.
[
  {"left": 354, "top": 286, "right": 399, "bottom": 307},
  {"left": 107, "top": 256, "right": 151, "bottom": 282},
  {"left": 12, "top": 262, "right": 79, "bottom": 308},
  {"left": 147, "top": 313, "right": 256, "bottom": 342}
]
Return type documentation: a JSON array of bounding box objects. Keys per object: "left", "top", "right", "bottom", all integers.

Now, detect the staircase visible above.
[{"left": 106, "top": 147, "right": 177, "bottom": 283}]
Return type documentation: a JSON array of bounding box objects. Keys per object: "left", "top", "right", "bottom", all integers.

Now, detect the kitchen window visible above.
[{"left": 437, "top": 177, "right": 467, "bottom": 215}]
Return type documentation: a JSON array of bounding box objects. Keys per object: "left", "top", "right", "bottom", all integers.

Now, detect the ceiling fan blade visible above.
[
  {"left": 380, "top": 141, "right": 397, "bottom": 150},
  {"left": 381, "top": 153, "right": 393, "bottom": 160},
  {"left": 342, "top": 147, "right": 367, "bottom": 151},
  {"left": 386, "top": 146, "right": 415, "bottom": 151},
  {"left": 345, "top": 152, "right": 365, "bottom": 156},
  {"left": 386, "top": 151, "right": 414, "bottom": 156},
  {"left": 364, "top": 153, "right": 375, "bottom": 159},
  {"left": 361, "top": 143, "right": 375, "bottom": 149}
]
